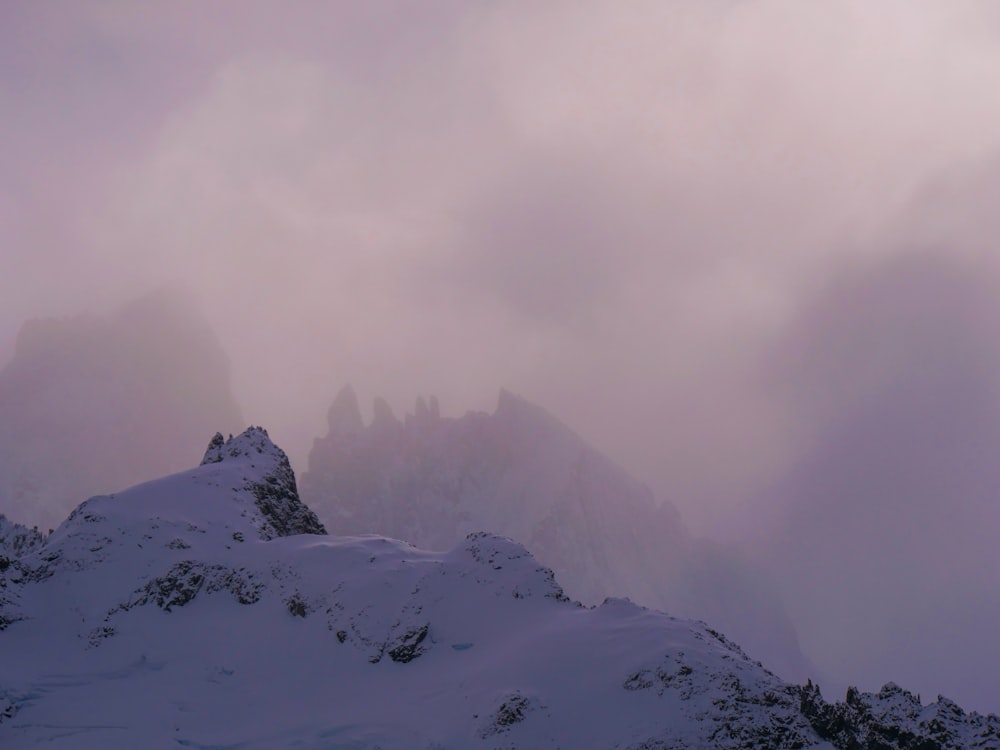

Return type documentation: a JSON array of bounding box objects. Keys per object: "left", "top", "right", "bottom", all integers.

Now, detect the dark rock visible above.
[
  {"left": 122, "top": 562, "right": 266, "bottom": 613},
  {"left": 287, "top": 595, "right": 306, "bottom": 618},
  {"left": 798, "top": 681, "right": 1000, "bottom": 750},
  {"left": 0, "top": 516, "right": 45, "bottom": 558},
  {"left": 387, "top": 623, "right": 429, "bottom": 663},
  {"left": 202, "top": 433, "right": 226, "bottom": 463},
  {"left": 479, "top": 692, "right": 537, "bottom": 738},
  {"left": 201, "top": 427, "right": 327, "bottom": 539}
]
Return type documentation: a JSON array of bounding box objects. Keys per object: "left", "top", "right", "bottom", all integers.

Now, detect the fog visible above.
[{"left": 4, "top": 0, "right": 1000, "bottom": 712}]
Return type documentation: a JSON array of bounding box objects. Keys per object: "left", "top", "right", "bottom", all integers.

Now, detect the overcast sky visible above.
[{"left": 4, "top": 0, "right": 1000, "bottom": 712}]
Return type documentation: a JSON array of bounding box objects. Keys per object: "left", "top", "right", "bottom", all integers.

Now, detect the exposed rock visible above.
[
  {"left": 201, "top": 427, "right": 326, "bottom": 539},
  {"left": 0, "top": 692, "right": 16, "bottom": 725},
  {"left": 119, "top": 561, "right": 265, "bottom": 612},
  {"left": 799, "top": 681, "right": 1000, "bottom": 749},
  {"left": 0, "top": 516, "right": 45, "bottom": 558},
  {"left": 386, "top": 623, "right": 429, "bottom": 663},
  {"left": 286, "top": 593, "right": 307, "bottom": 618},
  {"left": 479, "top": 692, "right": 538, "bottom": 738}
]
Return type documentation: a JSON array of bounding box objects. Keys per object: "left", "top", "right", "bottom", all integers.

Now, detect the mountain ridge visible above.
[{"left": 0, "top": 427, "right": 996, "bottom": 748}]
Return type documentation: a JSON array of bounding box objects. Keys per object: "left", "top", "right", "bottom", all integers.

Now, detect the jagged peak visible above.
[
  {"left": 410, "top": 395, "right": 442, "bottom": 429},
  {"left": 200, "top": 426, "right": 282, "bottom": 466},
  {"left": 495, "top": 388, "right": 551, "bottom": 422},
  {"left": 371, "top": 396, "right": 400, "bottom": 430},
  {"left": 496, "top": 387, "right": 520, "bottom": 414},
  {"left": 327, "top": 384, "right": 364, "bottom": 435},
  {"left": 198, "top": 427, "right": 325, "bottom": 539}
]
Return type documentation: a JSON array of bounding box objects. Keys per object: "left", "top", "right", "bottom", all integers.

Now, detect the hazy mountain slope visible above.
[
  {"left": 301, "top": 386, "right": 810, "bottom": 682},
  {"left": 0, "top": 291, "right": 244, "bottom": 531},
  {"left": 3, "top": 427, "right": 993, "bottom": 749}
]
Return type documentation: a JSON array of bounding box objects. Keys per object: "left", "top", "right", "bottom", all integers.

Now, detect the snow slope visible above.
[{"left": 0, "top": 428, "right": 995, "bottom": 749}]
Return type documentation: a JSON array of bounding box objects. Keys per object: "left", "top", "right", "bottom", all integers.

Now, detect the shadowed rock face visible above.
[
  {"left": 0, "top": 290, "right": 244, "bottom": 531},
  {"left": 301, "top": 386, "right": 813, "bottom": 683}
]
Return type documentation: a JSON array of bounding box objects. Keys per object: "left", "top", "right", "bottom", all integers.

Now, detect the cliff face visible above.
[
  {"left": 0, "top": 291, "right": 244, "bottom": 530},
  {"left": 301, "top": 386, "right": 812, "bottom": 683}
]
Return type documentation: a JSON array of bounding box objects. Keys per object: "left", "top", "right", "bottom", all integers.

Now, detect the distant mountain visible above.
[
  {"left": 0, "top": 290, "right": 243, "bottom": 531},
  {"left": 301, "top": 386, "right": 810, "bottom": 682},
  {"left": 4, "top": 427, "right": 993, "bottom": 748}
]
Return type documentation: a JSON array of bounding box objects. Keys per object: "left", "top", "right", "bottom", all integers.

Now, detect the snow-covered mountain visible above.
[
  {"left": 301, "top": 386, "right": 810, "bottom": 681},
  {"left": 2, "top": 427, "right": 994, "bottom": 749},
  {"left": 0, "top": 290, "right": 243, "bottom": 532}
]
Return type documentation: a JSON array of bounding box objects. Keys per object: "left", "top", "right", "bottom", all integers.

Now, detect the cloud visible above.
[
  {"left": 6, "top": 0, "right": 1000, "bottom": 710},
  {"left": 756, "top": 250, "right": 1000, "bottom": 710}
]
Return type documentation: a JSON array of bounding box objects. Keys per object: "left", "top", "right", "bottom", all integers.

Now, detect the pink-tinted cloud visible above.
[{"left": 5, "top": 0, "right": 1000, "bottom": 711}]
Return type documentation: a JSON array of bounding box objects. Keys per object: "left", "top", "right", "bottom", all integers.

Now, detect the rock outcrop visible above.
[
  {"left": 200, "top": 427, "right": 326, "bottom": 539},
  {"left": 799, "top": 681, "right": 1000, "bottom": 749}
]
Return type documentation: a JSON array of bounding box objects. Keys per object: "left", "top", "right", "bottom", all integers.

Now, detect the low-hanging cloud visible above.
[{"left": 754, "top": 249, "right": 1000, "bottom": 711}]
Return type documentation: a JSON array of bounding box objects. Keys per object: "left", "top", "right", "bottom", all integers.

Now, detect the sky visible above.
[{"left": 4, "top": 0, "right": 1000, "bottom": 712}]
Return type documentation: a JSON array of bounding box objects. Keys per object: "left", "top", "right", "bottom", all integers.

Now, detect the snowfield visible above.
[{"left": 0, "top": 428, "right": 995, "bottom": 749}]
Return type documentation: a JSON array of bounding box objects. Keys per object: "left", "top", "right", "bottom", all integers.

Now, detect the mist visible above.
[{"left": 4, "top": 0, "right": 1000, "bottom": 712}]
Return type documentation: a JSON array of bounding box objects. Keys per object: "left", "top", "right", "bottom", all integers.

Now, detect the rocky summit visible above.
[{"left": 0, "top": 427, "right": 994, "bottom": 748}]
